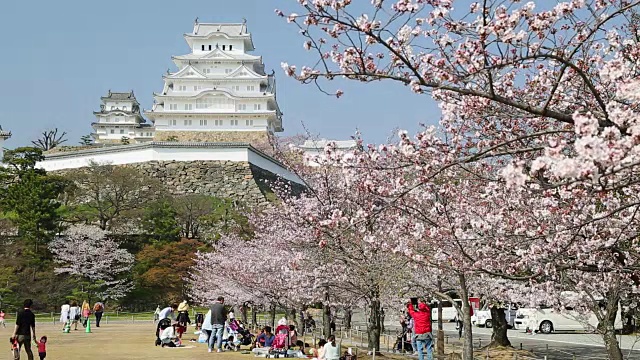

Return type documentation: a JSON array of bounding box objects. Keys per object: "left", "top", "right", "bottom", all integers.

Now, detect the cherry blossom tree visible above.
[
  {"left": 49, "top": 225, "right": 134, "bottom": 300},
  {"left": 274, "top": 2, "right": 640, "bottom": 359}
]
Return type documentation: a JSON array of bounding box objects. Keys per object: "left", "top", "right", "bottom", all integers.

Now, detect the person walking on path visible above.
[
  {"left": 11, "top": 299, "right": 36, "bottom": 360},
  {"left": 208, "top": 296, "right": 227, "bottom": 353},
  {"left": 37, "top": 336, "right": 47, "bottom": 360},
  {"left": 407, "top": 298, "right": 432, "bottom": 360},
  {"left": 0, "top": 309, "right": 6, "bottom": 328},
  {"left": 59, "top": 300, "right": 70, "bottom": 331},
  {"left": 93, "top": 301, "right": 104, "bottom": 327},
  {"left": 69, "top": 301, "right": 81, "bottom": 331},
  {"left": 154, "top": 305, "right": 161, "bottom": 323},
  {"left": 81, "top": 301, "right": 91, "bottom": 327}
]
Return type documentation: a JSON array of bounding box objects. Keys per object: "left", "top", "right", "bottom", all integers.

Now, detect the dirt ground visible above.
[
  {"left": 4, "top": 322, "right": 239, "bottom": 360},
  {"left": 1, "top": 322, "right": 534, "bottom": 360}
]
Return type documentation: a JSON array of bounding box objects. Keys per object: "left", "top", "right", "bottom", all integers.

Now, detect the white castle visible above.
[
  {"left": 0, "top": 20, "right": 300, "bottom": 187},
  {"left": 91, "top": 21, "right": 282, "bottom": 145}
]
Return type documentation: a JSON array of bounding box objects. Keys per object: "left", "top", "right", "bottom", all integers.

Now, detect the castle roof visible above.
[
  {"left": 0, "top": 128, "right": 11, "bottom": 139},
  {"left": 185, "top": 22, "right": 255, "bottom": 51},
  {"left": 101, "top": 90, "right": 139, "bottom": 103},
  {"left": 301, "top": 139, "right": 357, "bottom": 150}
]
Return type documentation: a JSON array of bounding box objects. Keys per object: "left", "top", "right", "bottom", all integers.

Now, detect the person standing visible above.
[
  {"left": 12, "top": 299, "right": 36, "bottom": 360},
  {"left": 59, "top": 300, "right": 70, "bottom": 331},
  {"left": 69, "top": 301, "right": 81, "bottom": 331},
  {"left": 93, "top": 301, "right": 104, "bottom": 327},
  {"left": 0, "top": 309, "right": 6, "bottom": 328},
  {"left": 154, "top": 305, "right": 161, "bottom": 323},
  {"left": 407, "top": 298, "right": 432, "bottom": 360},
  {"left": 209, "top": 296, "right": 227, "bottom": 353}
]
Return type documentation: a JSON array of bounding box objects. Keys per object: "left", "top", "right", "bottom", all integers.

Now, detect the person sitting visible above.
[
  {"left": 289, "top": 325, "right": 298, "bottom": 347},
  {"left": 252, "top": 326, "right": 276, "bottom": 355},
  {"left": 256, "top": 326, "right": 275, "bottom": 348},
  {"left": 160, "top": 324, "right": 181, "bottom": 348}
]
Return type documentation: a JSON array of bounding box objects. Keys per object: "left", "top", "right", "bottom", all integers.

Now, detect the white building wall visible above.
[{"left": 192, "top": 39, "right": 245, "bottom": 53}]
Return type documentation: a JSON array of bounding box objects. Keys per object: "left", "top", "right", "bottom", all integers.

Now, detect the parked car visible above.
[
  {"left": 471, "top": 303, "right": 518, "bottom": 328},
  {"left": 513, "top": 297, "right": 623, "bottom": 334}
]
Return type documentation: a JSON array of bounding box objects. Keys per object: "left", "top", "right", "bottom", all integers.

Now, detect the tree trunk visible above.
[
  {"left": 380, "top": 307, "right": 386, "bottom": 335},
  {"left": 251, "top": 304, "right": 258, "bottom": 329},
  {"left": 344, "top": 308, "right": 352, "bottom": 330},
  {"left": 367, "top": 299, "right": 381, "bottom": 352},
  {"left": 489, "top": 306, "right": 511, "bottom": 347},
  {"left": 437, "top": 279, "right": 445, "bottom": 357},
  {"left": 598, "top": 293, "right": 623, "bottom": 360},
  {"left": 289, "top": 307, "right": 301, "bottom": 334},
  {"left": 323, "top": 301, "right": 332, "bottom": 338},
  {"left": 459, "top": 273, "right": 473, "bottom": 360},
  {"left": 240, "top": 303, "right": 248, "bottom": 325},
  {"left": 270, "top": 304, "right": 276, "bottom": 329}
]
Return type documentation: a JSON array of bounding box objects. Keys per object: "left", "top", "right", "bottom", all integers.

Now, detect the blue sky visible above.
[{"left": 0, "top": 0, "right": 438, "bottom": 148}]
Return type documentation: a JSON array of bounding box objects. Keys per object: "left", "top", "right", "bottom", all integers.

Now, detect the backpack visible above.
[{"left": 93, "top": 303, "right": 103, "bottom": 312}]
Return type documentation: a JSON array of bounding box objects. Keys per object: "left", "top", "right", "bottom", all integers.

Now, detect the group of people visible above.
[{"left": 59, "top": 299, "right": 104, "bottom": 331}]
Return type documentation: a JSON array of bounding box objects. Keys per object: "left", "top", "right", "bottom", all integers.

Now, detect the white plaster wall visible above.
[
  {"left": 193, "top": 39, "right": 244, "bottom": 53},
  {"left": 0, "top": 138, "right": 5, "bottom": 161},
  {"left": 37, "top": 145, "right": 303, "bottom": 184}
]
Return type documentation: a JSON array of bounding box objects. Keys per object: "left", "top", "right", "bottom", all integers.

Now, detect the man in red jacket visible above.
[{"left": 407, "top": 299, "right": 432, "bottom": 360}]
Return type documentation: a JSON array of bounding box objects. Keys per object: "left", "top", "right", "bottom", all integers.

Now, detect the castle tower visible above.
[
  {"left": 92, "top": 91, "right": 153, "bottom": 144},
  {"left": 145, "top": 21, "right": 283, "bottom": 144},
  {"left": 0, "top": 126, "right": 11, "bottom": 161}
]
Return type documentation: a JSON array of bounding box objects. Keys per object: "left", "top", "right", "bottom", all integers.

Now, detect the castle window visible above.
[
  {"left": 247, "top": 85, "right": 255, "bottom": 91},
  {"left": 110, "top": 129, "right": 115, "bottom": 134},
  {"left": 237, "top": 104, "right": 247, "bottom": 111},
  {"left": 178, "top": 85, "right": 187, "bottom": 91},
  {"left": 184, "top": 119, "right": 192, "bottom": 126},
  {"left": 225, "top": 69, "right": 232, "bottom": 74},
  {"left": 246, "top": 119, "right": 254, "bottom": 126},
  {"left": 254, "top": 104, "right": 262, "bottom": 110},
  {"left": 233, "top": 85, "right": 240, "bottom": 91},
  {"left": 171, "top": 120, "right": 177, "bottom": 126},
  {"left": 200, "top": 119, "right": 208, "bottom": 126},
  {"left": 120, "top": 129, "right": 125, "bottom": 134},
  {"left": 229, "top": 45, "right": 233, "bottom": 51},
  {"left": 230, "top": 119, "right": 238, "bottom": 126},
  {"left": 184, "top": 104, "right": 193, "bottom": 111},
  {"left": 208, "top": 45, "right": 212, "bottom": 51},
  {"left": 222, "top": 45, "right": 226, "bottom": 51},
  {"left": 202, "top": 45, "right": 205, "bottom": 51},
  {"left": 215, "top": 120, "right": 223, "bottom": 126}
]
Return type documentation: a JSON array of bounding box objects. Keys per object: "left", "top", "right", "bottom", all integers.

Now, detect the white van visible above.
[
  {"left": 514, "top": 304, "right": 623, "bottom": 334},
  {"left": 431, "top": 299, "right": 462, "bottom": 322}
]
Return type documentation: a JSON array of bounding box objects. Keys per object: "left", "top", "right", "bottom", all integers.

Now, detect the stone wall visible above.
[
  {"left": 123, "top": 160, "right": 276, "bottom": 206},
  {"left": 153, "top": 131, "right": 269, "bottom": 144}
]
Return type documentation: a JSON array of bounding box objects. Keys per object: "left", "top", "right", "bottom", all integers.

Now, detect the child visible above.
[
  {"left": 38, "top": 336, "right": 47, "bottom": 360},
  {"left": 10, "top": 337, "right": 19, "bottom": 359},
  {"left": 0, "top": 309, "right": 5, "bottom": 328}
]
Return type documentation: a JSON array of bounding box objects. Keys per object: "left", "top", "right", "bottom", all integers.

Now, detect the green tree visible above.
[
  {"left": 0, "top": 147, "right": 68, "bottom": 278},
  {"left": 171, "top": 195, "right": 250, "bottom": 240},
  {"left": 64, "top": 162, "right": 161, "bottom": 230},
  {"left": 141, "top": 199, "right": 181, "bottom": 242},
  {"left": 79, "top": 135, "right": 93, "bottom": 146}
]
